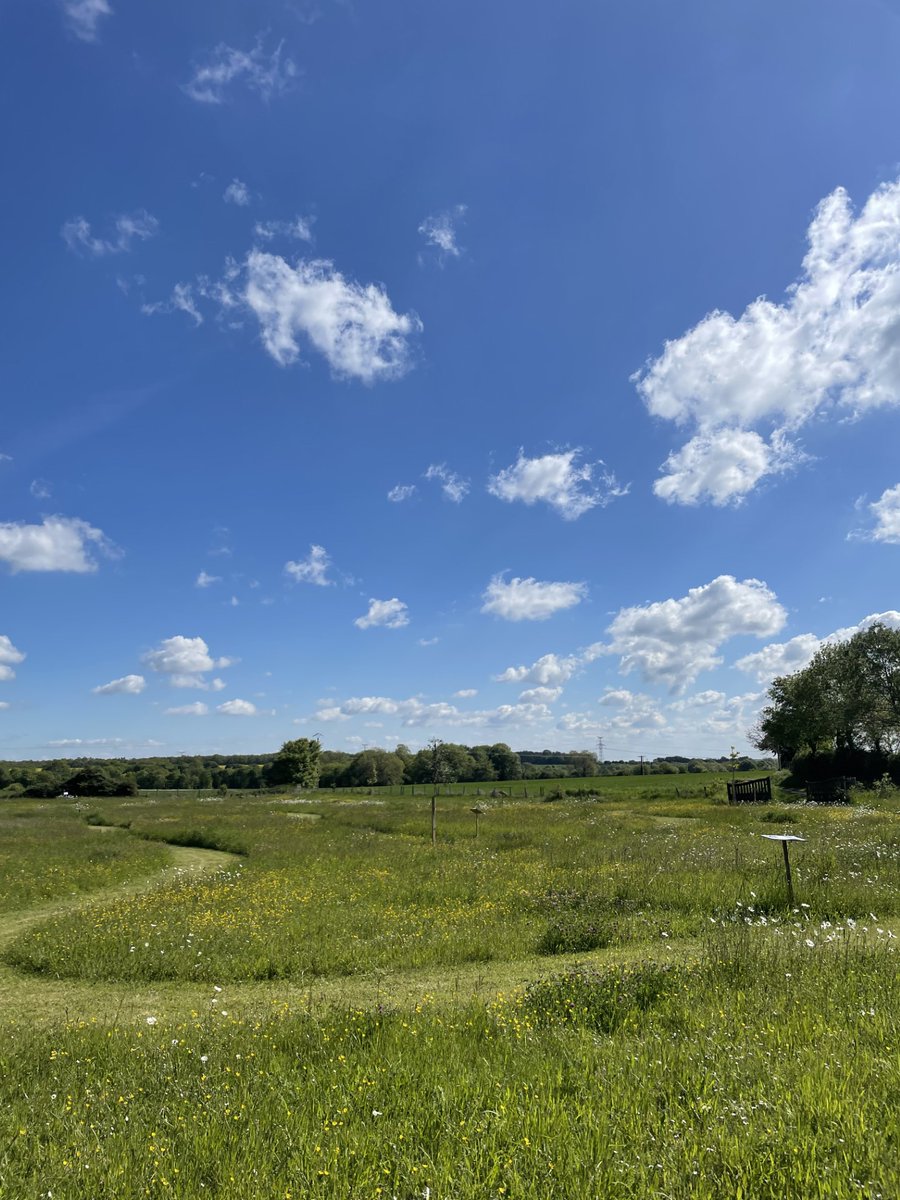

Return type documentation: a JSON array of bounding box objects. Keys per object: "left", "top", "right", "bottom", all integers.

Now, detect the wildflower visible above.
[
  {"left": 200, "top": 1055, "right": 209, "bottom": 1063},
  {"left": 146, "top": 1016, "right": 158, "bottom": 1026}
]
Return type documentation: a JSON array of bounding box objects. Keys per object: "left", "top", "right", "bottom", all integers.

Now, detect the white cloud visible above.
[
  {"left": 454, "top": 688, "right": 478, "bottom": 698},
  {"left": 0, "top": 516, "right": 115, "bottom": 573},
  {"left": 254, "top": 217, "right": 314, "bottom": 243},
  {"left": 142, "top": 636, "right": 232, "bottom": 686},
  {"left": 62, "top": 211, "right": 158, "bottom": 257},
  {"left": 518, "top": 685, "right": 562, "bottom": 703},
  {"left": 495, "top": 652, "right": 583, "bottom": 688},
  {"left": 481, "top": 574, "right": 586, "bottom": 622},
  {"left": 183, "top": 38, "right": 298, "bottom": 104},
  {"left": 0, "top": 702, "right": 9, "bottom": 711},
  {"left": 735, "top": 610, "right": 900, "bottom": 683},
  {"left": 355, "top": 598, "right": 409, "bottom": 630},
  {"left": 636, "top": 178, "right": 900, "bottom": 503},
  {"left": 388, "top": 484, "right": 417, "bottom": 502},
  {"left": 654, "top": 430, "right": 801, "bottom": 507},
  {"left": 165, "top": 702, "right": 209, "bottom": 716},
  {"left": 424, "top": 464, "right": 469, "bottom": 503},
  {"left": 860, "top": 483, "right": 900, "bottom": 544},
  {"left": 418, "top": 636, "right": 439, "bottom": 647},
  {"left": 245, "top": 251, "right": 421, "bottom": 382},
  {"left": 418, "top": 205, "right": 467, "bottom": 262},
  {"left": 224, "top": 179, "right": 251, "bottom": 207},
  {"left": 0, "top": 636, "right": 25, "bottom": 683},
  {"left": 141, "top": 282, "right": 204, "bottom": 327},
  {"left": 606, "top": 575, "right": 786, "bottom": 692},
  {"left": 285, "top": 544, "right": 332, "bottom": 586},
  {"left": 196, "top": 570, "right": 221, "bottom": 588},
  {"left": 315, "top": 693, "right": 551, "bottom": 730},
  {"left": 30, "top": 479, "right": 51, "bottom": 500},
  {"left": 62, "top": 0, "right": 112, "bottom": 42},
  {"left": 92, "top": 674, "right": 145, "bottom": 696},
  {"left": 217, "top": 698, "right": 257, "bottom": 716},
  {"left": 487, "top": 450, "right": 629, "bottom": 520},
  {"left": 595, "top": 689, "right": 666, "bottom": 731}
]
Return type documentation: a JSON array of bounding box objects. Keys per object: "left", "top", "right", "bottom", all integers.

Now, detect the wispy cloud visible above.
[
  {"left": 61, "top": 0, "right": 112, "bottom": 43},
  {"left": 62, "top": 211, "right": 159, "bottom": 257},
  {"left": 388, "top": 484, "right": 417, "bottom": 503},
  {"left": 183, "top": 38, "right": 298, "bottom": 104},
  {"left": 254, "top": 216, "right": 314, "bottom": 243},
  {"left": 224, "top": 179, "right": 252, "bottom": 206},
  {"left": 424, "top": 463, "right": 469, "bottom": 503},
  {"left": 418, "top": 205, "right": 467, "bottom": 264}
]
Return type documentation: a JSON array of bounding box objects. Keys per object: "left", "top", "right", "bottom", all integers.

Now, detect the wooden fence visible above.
[{"left": 726, "top": 776, "right": 772, "bottom": 804}]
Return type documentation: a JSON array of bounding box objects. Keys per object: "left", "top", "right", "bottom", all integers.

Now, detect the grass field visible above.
[{"left": 0, "top": 775, "right": 898, "bottom": 1198}]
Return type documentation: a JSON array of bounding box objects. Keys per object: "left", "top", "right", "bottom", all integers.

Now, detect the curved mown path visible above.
[{"left": 0, "top": 831, "right": 692, "bottom": 1026}]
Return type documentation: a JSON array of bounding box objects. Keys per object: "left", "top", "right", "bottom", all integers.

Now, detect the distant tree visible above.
[
  {"left": 65, "top": 766, "right": 136, "bottom": 797},
  {"left": 343, "top": 749, "right": 405, "bottom": 788},
  {"left": 266, "top": 738, "right": 321, "bottom": 789},
  {"left": 487, "top": 743, "right": 522, "bottom": 781}
]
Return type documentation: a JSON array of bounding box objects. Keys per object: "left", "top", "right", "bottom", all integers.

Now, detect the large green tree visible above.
[
  {"left": 752, "top": 623, "right": 900, "bottom": 766},
  {"left": 266, "top": 738, "right": 321, "bottom": 788}
]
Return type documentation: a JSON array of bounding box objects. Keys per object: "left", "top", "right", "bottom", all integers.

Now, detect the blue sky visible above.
[{"left": 2, "top": 0, "right": 900, "bottom": 761}]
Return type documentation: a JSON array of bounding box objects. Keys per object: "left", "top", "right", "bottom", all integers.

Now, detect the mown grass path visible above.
[
  {"left": 0, "top": 837, "right": 238, "bottom": 1025},
  {"left": 0, "top": 828, "right": 690, "bottom": 1026}
]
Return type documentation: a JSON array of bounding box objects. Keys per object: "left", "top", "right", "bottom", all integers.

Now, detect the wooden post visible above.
[
  {"left": 782, "top": 840, "right": 794, "bottom": 906},
  {"left": 431, "top": 788, "right": 437, "bottom": 848}
]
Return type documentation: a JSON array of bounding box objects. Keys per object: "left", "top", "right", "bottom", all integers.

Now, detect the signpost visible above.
[{"left": 761, "top": 833, "right": 806, "bottom": 905}]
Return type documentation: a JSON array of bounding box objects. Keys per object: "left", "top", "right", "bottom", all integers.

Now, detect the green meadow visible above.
[{"left": 1, "top": 774, "right": 898, "bottom": 1198}]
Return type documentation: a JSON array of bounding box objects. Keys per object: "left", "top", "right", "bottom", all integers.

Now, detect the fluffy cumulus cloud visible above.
[
  {"left": 62, "top": 211, "right": 158, "bottom": 256},
  {"left": 0, "top": 636, "right": 25, "bottom": 682},
  {"left": 165, "top": 702, "right": 208, "bottom": 716},
  {"left": 244, "top": 251, "right": 421, "bottom": 382},
  {"left": 495, "top": 651, "right": 585, "bottom": 688},
  {"left": 0, "top": 516, "right": 116, "bottom": 573},
  {"left": 355, "top": 598, "right": 409, "bottom": 630},
  {"left": 735, "top": 610, "right": 900, "bottom": 683},
  {"left": 183, "top": 38, "right": 298, "bottom": 104},
  {"left": 653, "top": 430, "right": 801, "bottom": 507},
  {"left": 859, "top": 483, "right": 900, "bottom": 544},
  {"left": 224, "top": 179, "right": 251, "bottom": 207},
  {"left": 424, "top": 464, "right": 469, "bottom": 503},
  {"left": 61, "top": 0, "right": 112, "bottom": 42},
  {"left": 142, "top": 636, "right": 233, "bottom": 688},
  {"left": 636, "top": 179, "right": 900, "bottom": 504},
  {"left": 217, "top": 699, "right": 257, "bottom": 716},
  {"left": 92, "top": 674, "right": 145, "bottom": 696},
  {"left": 315, "top": 694, "right": 552, "bottom": 729},
  {"left": 418, "top": 205, "right": 467, "bottom": 262},
  {"left": 596, "top": 689, "right": 667, "bottom": 731},
  {"left": 285, "top": 544, "right": 332, "bottom": 586},
  {"left": 605, "top": 575, "right": 786, "bottom": 692},
  {"left": 481, "top": 574, "right": 587, "bottom": 621},
  {"left": 487, "top": 450, "right": 629, "bottom": 520}
]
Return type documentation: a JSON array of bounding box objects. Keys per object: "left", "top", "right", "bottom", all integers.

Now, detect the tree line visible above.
[{"left": 0, "top": 742, "right": 774, "bottom": 798}]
